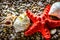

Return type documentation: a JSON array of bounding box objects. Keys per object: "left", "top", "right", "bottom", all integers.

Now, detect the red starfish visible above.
[{"left": 24, "top": 4, "right": 60, "bottom": 40}]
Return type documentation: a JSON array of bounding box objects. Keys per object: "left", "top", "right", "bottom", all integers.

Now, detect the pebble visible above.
[
  {"left": 10, "top": 34, "right": 15, "bottom": 38},
  {"left": 26, "top": 4, "right": 30, "bottom": 7},
  {"left": 37, "top": 1, "right": 44, "bottom": 6},
  {"left": 0, "top": 17, "right": 4, "bottom": 22},
  {"left": 51, "top": 34, "right": 58, "bottom": 40},
  {"left": 50, "top": 29, "right": 57, "bottom": 35},
  {"left": 0, "top": 29, "right": 2, "bottom": 33},
  {"left": 57, "top": 29, "right": 60, "bottom": 36},
  {"left": 57, "top": 29, "right": 60, "bottom": 33}
]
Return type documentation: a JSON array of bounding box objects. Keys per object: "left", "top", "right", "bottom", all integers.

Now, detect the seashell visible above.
[
  {"left": 49, "top": 2, "right": 60, "bottom": 18},
  {"left": 13, "top": 12, "right": 30, "bottom": 32},
  {"left": 2, "top": 14, "right": 17, "bottom": 27},
  {"left": 2, "top": 19, "right": 13, "bottom": 27},
  {"left": 6, "top": 14, "right": 17, "bottom": 22}
]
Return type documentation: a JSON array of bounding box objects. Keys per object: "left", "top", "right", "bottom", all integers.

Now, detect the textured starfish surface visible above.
[{"left": 24, "top": 4, "right": 60, "bottom": 40}]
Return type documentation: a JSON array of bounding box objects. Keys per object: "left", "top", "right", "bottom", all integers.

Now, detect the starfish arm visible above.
[
  {"left": 48, "top": 19, "right": 60, "bottom": 28},
  {"left": 40, "top": 4, "right": 51, "bottom": 20},
  {"left": 38, "top": 25, "right": 51, "bottom": 40},
  {"left": 26, "top": 9, "right": 40, "bottom": 23},
  {"left": 24, "top": 21, "right": 41, "bottom": 36},
  {"left": 43, "top": 4, "right": 51, "bottom": 17}
]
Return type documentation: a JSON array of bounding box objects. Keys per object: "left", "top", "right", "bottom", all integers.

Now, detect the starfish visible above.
[{"left": 24, "top": 4, "right": 60, "bottom": 40}]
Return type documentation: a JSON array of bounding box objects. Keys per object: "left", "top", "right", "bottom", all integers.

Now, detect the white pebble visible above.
[
  {"left": 37, "top": 1, "right": 44, "bottom": 6},
  {"left": 51, "top": 29, "right": 56, "bottom": 34}
]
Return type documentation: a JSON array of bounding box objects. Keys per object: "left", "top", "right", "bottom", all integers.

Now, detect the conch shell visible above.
[{"left": 13, "top": 12, "right": 30, "bottom": 32}]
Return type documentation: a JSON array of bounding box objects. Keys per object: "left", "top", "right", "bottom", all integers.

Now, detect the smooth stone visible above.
[
  {"left": 37, "top": 1, "right": 44, "bottom": 6},
  {"left": 51, "top": 29, "right": 56, "bottom": 34}
]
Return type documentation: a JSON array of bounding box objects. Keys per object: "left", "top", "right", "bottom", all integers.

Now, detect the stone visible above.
[{"left": 51, "top": 29, "right": 56, "bottom": 34}]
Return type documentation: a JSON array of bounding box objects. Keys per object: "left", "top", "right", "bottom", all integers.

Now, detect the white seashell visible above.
[
  {"left": 50, "top": 29, "right": 56, "bottom": 35},
  {"left": 13, "top": 12, "right": 30, "bottom": 32},
  {"left": 49, "top": 2, "right": 60, "bottom": 18}
]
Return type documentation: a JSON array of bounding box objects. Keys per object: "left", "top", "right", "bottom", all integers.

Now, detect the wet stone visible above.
[{"left": 50, "top": 29, "right": 57, "bottom": 35}]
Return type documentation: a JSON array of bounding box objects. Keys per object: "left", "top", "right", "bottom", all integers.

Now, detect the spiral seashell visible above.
[{"left": 13, "top": 12, "right": 30, "bottom": 32}]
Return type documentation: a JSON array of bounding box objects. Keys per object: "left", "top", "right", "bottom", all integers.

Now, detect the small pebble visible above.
[
  {"left": 37, "top": 1, "right": 44, "bottom": 6},
  {"left": 51, "top": 29, "right": 57, "bottom": 35}
]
